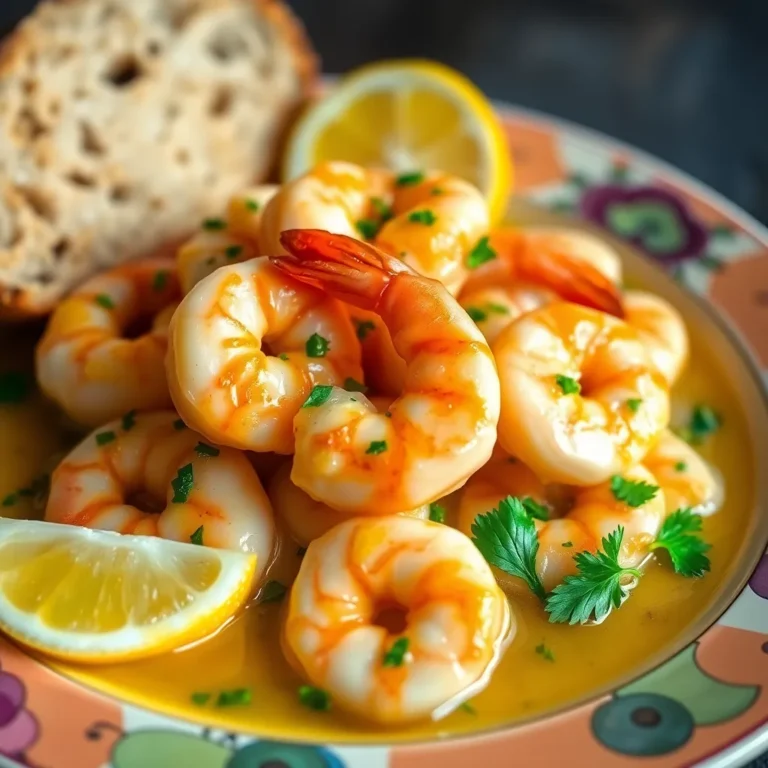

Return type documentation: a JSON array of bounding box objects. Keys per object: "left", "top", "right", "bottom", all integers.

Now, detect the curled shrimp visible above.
[
  {"left": 458, "top": 457, "right": 666, "bottom": 591},
  {"left": 177, "top": 185, "right": 278, "bottom": 294},
  {"left": 493, "top": 302, "right": 670, "bottom": 485},
  {"left": 271, "top": 229, "right": 500, "bottom": 514},
  {"left": 260, "top": 160, "right": 489, "bottom": 294},
  {"left": 166, "top": 256, "right": 362, "bottom": 454},
  {"left": 35, "top": 258, "right": 180, "bottom": 427},
  {"left": 45, "top": 411, "right": 276, "bottom": 581},
  {"left": 283, "top": 515, "right": 512, "bottom": 723},
  {"left": 268, "top": 461, "right": 428, "bottom": 547},
  {"left": 643, "top": 430, "right": 723, "bottom": 516},
  {"left": 623, "top": 291, "right": 689, "bottom": 385}
]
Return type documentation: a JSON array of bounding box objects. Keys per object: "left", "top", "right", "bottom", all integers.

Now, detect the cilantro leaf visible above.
[
  {"left": 649, "top": 508, "right": 711, "bottom": 577},
  {"left": 610, "top": 475, "right": 659, "bottom": 508},
  {"left": 244, "top": 199, "right": 260, "bottom": 212},
  {"left": 171, "top": 464, "right": 194, "bottom": 503},
  {"left": 302, "top": 385, "right": 333, "bottom": 408},
  {"left": 305, "top": 333, "right": 329, "bottom": 358},
  {"left": 466, "top": 236, "right": 496, "bottom": 269},
  {"left": 121, "top": 410, "right": 137, "bottom": 431},
  {"left": 408, "top": 209, "right": 436, "bottom": 225},
  {"left": 535, "top": 643, "right": 555, "bottom": 661},
  {"left": 202, "top": 217, "right": 226, "bottom": 231},
  {"left": 96, "top": 430, "right": 116, "bottom": 446},
  {"left": 195, "top": 442, "right": 220, "bottom": 458},
  {"left": 371, "top": 197, "right": 393, "bottom": 221},
  {"left": 190, "top": 526, "right": 204, "bottom": 545},
  {"left": 626, "top": 398, "right": 642, "bottom": 413},
  {"left": 470, "top": 496, "right": 546, "bottom": 602},
  {"left": 429, "top": 502, "right": 446, "bottom": 523},
  {"left": 95, "top": 294, "right": 114, "bottom": 310},
  {"left": 466, "top": 306, "right": 487, "bottom": 322},
  {"left": 355, "top": 218, "right": 380, "bottom": 239},
  {"left": 396, "top": 171, "right": 424, "bottom": 186},
  {"left": 225, "top": 244, "right": 243, "bottom": 259},
  {"left": 259, "top": 580, "right": 287, "bottom": 603},
  {"left": 216, "top": 688, "right": 252, "bottom": 707},
  {"left": 152, "top": 270, "right": 169, "bottom": 291},
  {"left": 365, "top": 440, "right": 387, "bottom": 455},
  {"left": 521, "top": 497, "right": 549, "bottom": 521},
  {"left": 299, "top": 685, "right": 331, "bottom": 711},
  {"left": 555, "top": 374, "right": 580, "bottom": 395},
  {"left": 677, "top": 404, "right": 721, "bottom": 445},
  {"left": 382, "top": 637, "right": 409, "bottom": 667},
  {"left": 545, "top": 526, "right": 641, "bottom": 625},
  {"left": 353, "top": 318, "right": 375, "bottom": 340}
]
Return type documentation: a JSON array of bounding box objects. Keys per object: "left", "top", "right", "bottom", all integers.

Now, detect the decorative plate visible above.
[{"left": 2, "top": 102, "right": 768, "bottom": 768}]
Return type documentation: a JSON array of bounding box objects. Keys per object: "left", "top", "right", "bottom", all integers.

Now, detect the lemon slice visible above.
[
  {"left": 283, "top": 59, "right": 513, "bottom": 222},
  {"left": 0, "top": 518, "right": 256, "bottom": 663}
]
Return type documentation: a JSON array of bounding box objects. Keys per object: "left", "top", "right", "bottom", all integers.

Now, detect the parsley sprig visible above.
[{"left": 649, "top": 508, "right": 711, "bottom": 577}]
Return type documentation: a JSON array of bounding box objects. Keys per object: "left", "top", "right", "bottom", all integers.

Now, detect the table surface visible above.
[{"left": 2, "top": 0, "right": 768, "bottom": 226}]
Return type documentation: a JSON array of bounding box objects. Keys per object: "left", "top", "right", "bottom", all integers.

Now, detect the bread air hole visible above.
[
  {"left": 104, "top": 54, "right": 144, "bottom": 88},
  {"left": 208, "top": 27, "right": 248, "bottom": 62},
  {"left": 110, "top": 185, "right": 131, "bottom": 203},
  {"left": 65, "top": 171, "right": 96, "bottom": 189},
  {"left": 51, "top": 238, "right": 70, "bottom": 261},
  {"left": 16, "top": 186, "right": 56, "bottom": 224},
  {"left": 209, "top": 86, "right": 234, "bottom": 118},
  {"left": 80, "top": 122, "right": 106, "bottom": 156},
  {"left": 16, "top": 107, "right": 47, "bottom": 141}
]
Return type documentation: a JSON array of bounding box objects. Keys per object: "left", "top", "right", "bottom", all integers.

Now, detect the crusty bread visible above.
[{"left": 0, "top": 0, "right": 316, "bottom": 318}]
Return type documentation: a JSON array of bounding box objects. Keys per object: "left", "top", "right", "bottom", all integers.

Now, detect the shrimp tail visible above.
[{"left": 274, "top": 229, "right": 411, "bottom": 311}]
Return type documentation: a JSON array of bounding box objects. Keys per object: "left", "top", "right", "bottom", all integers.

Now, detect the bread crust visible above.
[{"left": 0, "top": 0, "right": 318, "bottom": 319}]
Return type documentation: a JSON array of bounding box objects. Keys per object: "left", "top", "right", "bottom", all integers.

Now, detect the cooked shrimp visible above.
[
  {"left": 623, "top": 291, "right": 689, "bottom": 384},
  {"left": 459, "top": 227, "right": 624, "bottom": 318},
  {"left": 167, "top": 256, "right": 362, "bottom": 454},
  {"left": 35, "top": 258, "right": 180, "bottom": 427},
  {"left": 260, "top": 160, "right": 489, "bottom": 294},
  {"left": 45, "top": 411, "right": 276, "bottom": 581},
  {"left": 458, "top": 459, "right": 666, "bottom": 591},
  {"left": 283, "top": 515, "right": 512, "bottom": 723},
  {"left": 268, "top": 462, "right": 428, "bottom": 547},
  {"left": 177, "top": 185, "right": 278, "bottom": 294},
  {"left": 271, "top": 229, "right": 500, "bottom": 514},
  {"left": 493, "top": 302, "right": 670, "bottom": 485},
  {"left": 643, "top": 430, "right": 723, "bottom": 516}
]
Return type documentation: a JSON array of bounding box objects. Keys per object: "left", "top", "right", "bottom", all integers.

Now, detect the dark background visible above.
[{"left": 3, "top": 0, "right": 768, "bottom": 224}]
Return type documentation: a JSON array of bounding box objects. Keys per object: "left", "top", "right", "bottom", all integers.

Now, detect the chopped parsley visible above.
[
  {"left": 190, "top": 526, "right": 204, "bottom": 545},
  {"left": 366, "top": 440, "right": 387, "bottom": 455},
  {"left": 195, "top": 442, "right": 220, "bottom": 458},
  {"left": 121, "top": 410, "right": 137, "bottom": 431},
  {"left": 610, "top": 475, "right": 659, "bottom": 508},
  {"left": 521, "top": 497, "right": 550, "bottom": 521},
  {"left": 466, "top": 236, "right": 497, "bottom": 269},
  {"left": 299, "top": 685, "right": 331, "bottom": 711},
  {"left": 429, "top": 502, "right": 446, "bottom": 523},
  {"left": 4, "top": 473, "right": 50, "bottom": 508},
  {"left": 396, "top": 171, "right": 424, "bottom": 186},
  {"left": 151, "top": 270, "right": 169, "bottom": 291},
  {"left": 555, "top": 375, "right": 580, "bottom": 395},
  {"left": 1, "top": 493, "right": 17, "bottom": 507},
  {"left": 382, "top": 637, "right": 409, "bottom": 667},
  {"left": 371, "top": 197, "right": 393, "bottom": 221},
  {"left": 302, "top": 385, "right": 333, "bottom": 408},
  {"left": 225, "top": 244, "right": 243, "bottom": 259},
  {"left": 649, "top": 508, "right": 711, "bottom": 577},
  {"left": 173, "top": 418, "right": 186, "bottom": 430},
  {"left": 353, "top": 318, "right": 376, "bottom": 340},
  {"left": 674, "top": 461, "right": 688, "bottom": 472},
  {"left": 216, "top": 688, "right": 252, "bottom": 707},
  {"left": 459, "top": 701, "right": 477, "bottom": 715},
  {"left": 431, "top": 187, "right": 444, "bottom": 196},
  {"left": 95, "top": 294, "right": 114, "bottom": 309},
  {"left": 95, "top": 430, "right": 116, "bottom": 446},
  {"left": 545, "top": 526, "right": 642, "bottom": 625},
  {"left": 466, "top": 306, "right": 487, "bottom": 323},
  {"left": 344, "top": 377, "right": 368, "bottom": 393},
  {"left": 487, "top": 302, "right": 510, "bottom": 315},
  {"left": 535, "top": 643, "right": 555, "bottom": 662},
  {"left": 684, "top": 405, "right": 722, "bottom": 444},
  {"left": 202, "top": 217, "right": 226, "bottom": 231},
  {"left": 408, "top": 209, "right": 436, "bottom": 226},
  {"left": 244, "top": 199, "right": 260, "bottom": 212},
  {"left": 562, "top": 541, "right": 573, "bottom": 548},
  {"left": 0, "top": 372, "right": 29, "bottom": 404},
  {"left": 305, "top": 333, "right": 329, "bottom": 358},
  {"left": 171, "top": 463, "right": 194, "bottom": 503},
  {"left": 259, "top": 580, "right": 287, "bottom": 603},
  {"left": 626, "top": 398, "right": 642, "bottom": 413},
  {"left": 471, "top": 496, "right": 547, "bottom": 602},
  {"left": 278, "top": 353, "right": 290, "bottom": 361},
  {"left": 355, "top": 218, "right": 380, "bottom": 240},
  {"left": 191, "top": 692, "right": 211, "bottom": 706}
]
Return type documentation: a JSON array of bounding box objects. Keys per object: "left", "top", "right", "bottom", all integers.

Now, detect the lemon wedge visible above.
[
  {"left": 283, "top": 59, "right": 513, "bottom": 223},
  {"left": 0, "top": 518, "right": 255, "bottom": 663}
]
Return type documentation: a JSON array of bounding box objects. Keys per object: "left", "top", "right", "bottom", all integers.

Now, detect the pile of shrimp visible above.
[{"left": 34, "top": 160, "right": 722, "bottom": 726}]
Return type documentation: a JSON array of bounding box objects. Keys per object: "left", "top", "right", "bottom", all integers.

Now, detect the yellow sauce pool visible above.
[{"left": 0, "top": 283, "right": 756, "bottom": 744}]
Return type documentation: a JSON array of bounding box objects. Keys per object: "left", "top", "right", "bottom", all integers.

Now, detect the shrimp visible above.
[
  {"left": 35, "top": 258, "right": 181, "bottom": 427},
  {"left": 493, "top": 302, "right": 670, "bottom": 485},
  {"left": 177, "top": 185, "right": 278, "bottom": 294},
  {"left": 643, "top": 430, "right": 723, "bottom": 516},
  {"left": 259, "top": 160, "right": 489, "bottom": 294},
  {"left": 45, "top": 411, "right": 276, "bottom": 581},
  {"left": 283, "top": 515, "right": 512, "bottom": 723},
  {"left": 167, "top": 256, "right": 362, "bottom": 455},
  {"left": 458, "top": 457, "right": 666, "bottom": 591},
  {"left": 459, "top": 227, "right": 624, "bottom": 319},
  {"left": 271, "top": 229, "right": 500, "bottom": 514},
  {"left": 268, "top": 462, "right": 428, "bottom": 547},
  {"left": 623, "top": 291, "right": 689, "bottom": 385}
]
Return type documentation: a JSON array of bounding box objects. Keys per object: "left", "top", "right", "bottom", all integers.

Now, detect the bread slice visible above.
[{"left": 0, "top": 0, "right": 316, "bottom": 318}]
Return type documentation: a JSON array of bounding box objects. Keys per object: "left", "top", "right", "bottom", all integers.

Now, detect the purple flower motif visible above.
[
  {"left": 749, "top": 555, "right": 768, "bottom": 600},
  {"left": 0, "top": 662, "right": 38, "bottom": 764},
  {"left": 580, "top": 185, "right": 709, "bottom": 266}
]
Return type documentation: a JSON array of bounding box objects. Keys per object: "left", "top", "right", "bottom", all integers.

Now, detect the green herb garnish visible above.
[
  {"left": 610, "top": 475, "right": 659, "bottom": 508},
  {"left": 555, "top": 375, "right": 580, "bottom": 395},
  {"left": 649, "top": 508, "right": 711, "bottom": 577},
  {"left": 95, "top": 294, "right": 114, "bottom": 309},
  {"left": 467, "top": 307, "right": 487, "bottom": 322},
  {"left": 408, "top": 209, "right": 436, "bottom": 226},
  {"left": 299, "top": 685, "right": 331, "bottom": 711},
  {"left": 0, "top": 372, "right": 28, "bottom": 404},
  {"left": 245, "top": 199, "right": 260, "bottom": 212},
  {"left": 259, "top": 580, "right": 287, "bottom": 603},
  {"left": 355, "top": 218, "right": 380, "bottom": 240},
  {"left": 396, "top": 171, "right": 424, "bottom": 186},
  {"left": 466, "top": 236, "right": 496, "bottom": 269},
  {"left": 471, "top": 496, "right": 546, "bottom": 602},
  {"left": 96, "top": 431, "right": 116, "bottom": 446},
  {"left": 382, "top": 637, "right": 409, "bottom": 667},
  {"left": 173, "top": 418, "right": 186, "bottom": 430},
  {"left": 152, "top": 270, "right": 169, "bottom": 291},
  {"left": 522, "top": 497, "right": 549, "bottom": 521},
  {"left": 459, "top": 701, "right": 477, "bottom": 714},
  {"left": 535, "top": 643, "right": 555, "bottom": 661},
  {"left": 278, "top": 353, "right": 289, "bottom": 361},
  {"left": 302, "top": 385, "right": 333, "bottom": 408},
  {"left": 195, "top": 442, "right": 220, "bottom": 458},
  {"left": 545, "top": 526, "right": 641, "bottom": 625},
  {"left": 353, "top": 318, "right": 375, "bottom": 340},
  {"left": 562, "top": 541, "right": 573, "bottom": 548},
  {"left": 191, "top": 692, "right": 211, "bottom": 706},
  {"left": 626, "top": 398, "right": 642, "bottom": 413},
  {"left": 674, "top": 461, "right": 687, "bottom": 472},
  {"left": 305, "top": 333, "right": 330, "bottom": 358},
  {"left": 202, "top": 217, "right": 226, "bottom": 230},
  {"left": 371, "top": 197, "right": 393, "bottom": 221},
  {"left": 2, "top": 493, "right": 17, "bottom": 507},
  {"left": 121, "top": 410, "right": 137, "bottom": 431},
  {"left": 225, "top": 244, "right": 243, "bottom": 259},
  {"left": 429, "top": 502, "right": 446, "bottom": 523},
  {"left": 344, "top": 377, "right": 368, "bottom": 393},
  {"left": 171, "top": 464, "right": 194, "bottom": 503},
  {"left": 366, "top": 440, "right": 387, "bottom": 455},
  {"left": 431, "top": 187, "right": 444, "bottom": 196},
  {"left": 190, "top": 526, "right": 204, "bottom": 545},
  {"left": 216, "top": 688, "right": 252, "bottom": 707},
  {"left": 684, "top": 405, "right": 722, "bottom": 444}
]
